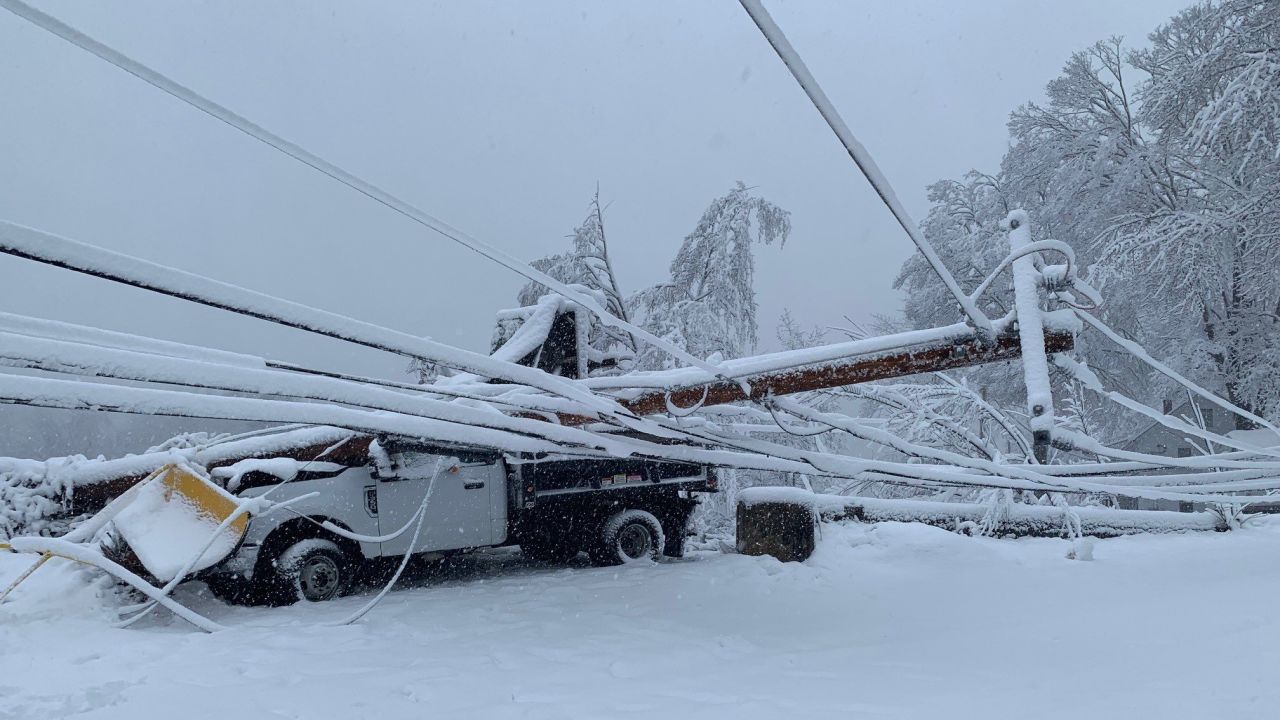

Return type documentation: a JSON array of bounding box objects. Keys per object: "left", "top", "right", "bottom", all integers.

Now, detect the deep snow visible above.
[{"left": 4, "top": 521, "right": 1280, "bottom": 719}]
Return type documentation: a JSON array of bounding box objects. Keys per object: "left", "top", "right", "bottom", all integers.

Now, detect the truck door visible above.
[{"left": 376, "top": 450, "right": 502, "bottom": 557}]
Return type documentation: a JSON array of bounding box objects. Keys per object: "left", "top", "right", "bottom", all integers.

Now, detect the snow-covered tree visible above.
[
  {"left": 518, "top": 191, "right": 636, "bottom": 353},
  {"left": 630, "top": 182, "right": 791, "bottom": 369},
  {"left": 514, "top": 191, "right": 637, "bottom": 372},
  {"left": 1117, "top": 0, "right": 1280, "bottom": 423},
  {"left": 900, "top": 0, "right": 1280, "bottom": 443}
]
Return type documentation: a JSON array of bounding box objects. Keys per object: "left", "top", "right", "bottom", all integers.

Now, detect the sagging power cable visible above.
[
  {"left": 736, "top": 0, "right": 993, "bottom": 339},
  {"left": 0, "top": 0, "right": 745, "bottom": 391}
]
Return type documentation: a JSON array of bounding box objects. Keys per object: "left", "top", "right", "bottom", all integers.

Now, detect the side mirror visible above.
[{"left": 368, "top": 439, "right": 396, "bottom": 479}]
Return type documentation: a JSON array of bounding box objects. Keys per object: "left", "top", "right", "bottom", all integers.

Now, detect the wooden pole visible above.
[
  {"left": 28, "top": 327, "right": 1074, "bottom": 517},
  {"left": 551, "top": 328, "right": 1074, "bottom": 426}
]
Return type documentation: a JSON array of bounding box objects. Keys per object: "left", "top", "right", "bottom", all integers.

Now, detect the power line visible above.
[
  {"left": 736, "top": 0, "right": 993, "bottom": 338},
  {"left": 0, "top": 0, "right": 738, "bottom": 387}
]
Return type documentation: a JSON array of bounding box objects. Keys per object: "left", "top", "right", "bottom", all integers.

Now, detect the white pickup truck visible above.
[{"left": 202, "top": 435, "right": 716, "bottom": 604}]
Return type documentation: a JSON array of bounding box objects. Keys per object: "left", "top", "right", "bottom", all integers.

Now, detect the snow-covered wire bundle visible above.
[
  {"left": 0, "top": 0, "right": 745, "bottom": 392},
  {"left": 0, "top": 0, "right": 1277, "bottom": 553}
]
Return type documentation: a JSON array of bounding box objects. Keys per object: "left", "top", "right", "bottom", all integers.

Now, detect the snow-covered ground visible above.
[{"left": 4, "top": 521, "right": 1280, "bottom": 719}]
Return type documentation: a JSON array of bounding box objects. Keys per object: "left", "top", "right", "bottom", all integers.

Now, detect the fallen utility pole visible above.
[
  {"left": 736, "top": 486, "right": 1226, "bottom": 562},
  {"left": 553, "top": 327, "right": 1074, "bottom": 425},
  {"left": 9, "top": 326, "right": 1074, "bottom": 519}
]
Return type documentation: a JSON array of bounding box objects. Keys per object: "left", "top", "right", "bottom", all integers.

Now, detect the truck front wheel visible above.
[
  {"left": 589, "top": 509, "right": 665, "bottom": 566},
  {"left": 267, "top": 539, "right": 354, "bottom": 604}
]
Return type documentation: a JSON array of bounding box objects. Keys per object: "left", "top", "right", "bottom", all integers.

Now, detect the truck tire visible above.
[
  {"left": 265, "top": 539, "right": 354, "bottom": 604},
  {"left": 589, "top": 509, "right": 665, "bottom": 566}
]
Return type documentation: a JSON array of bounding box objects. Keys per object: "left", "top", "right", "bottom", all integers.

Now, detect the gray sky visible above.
[{"left": 1, "top": 1, "right": 1189, "bottom": 454}]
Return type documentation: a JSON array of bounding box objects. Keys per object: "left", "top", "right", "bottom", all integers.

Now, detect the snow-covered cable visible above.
[
  {"left": 1075, "top": 309, "right": 1280, "bottom": 435},
  {"left": 0, "top": 330, "right": 658, "bottom": 449},
  {"left": 0, "top": 371, "right": 613, "bottom": 457},
  {"left": 763, "top": 400, "right": 833, "bottom": 437},
  {"left": 1054, "top": 354, "right": 1280, "bottom": 460},
  {"left": 264, "top": 359, "right": 573, "bottom": 415},
  {"left": 736, "top": 0, "right": 993, "bottom": 338},
  {"left": 664, "top": 386, "right": 710, "bottom": 418},
  {"left": 762, "top": 397, "right": 1262, "bottom": 502},
  {"left": 0, "top": 310, "right": 569, "bottom": 415},
  {"left": 332, "top": 458, "right": 443, "bottom": 626},
  {"left": 0, "top": 0, "right": 738, "bottom": 387},
  {"left": 968, "top": 239, "right": 1076, "bottom": 304},
  {"left": 0, "top": 309, "right": 593, "bottom": 417},
  {"left": 1054, "top": 430, "right": 1280, "bottom": 471},
  {"left": 318, "top": 507, "right": 425, "bottom": 544},
  {"left": 0, "top": 310, "right": 263, "bottom": 369},
  {"left": 0, "top": 220, "right": 647, "bottom": 427}
]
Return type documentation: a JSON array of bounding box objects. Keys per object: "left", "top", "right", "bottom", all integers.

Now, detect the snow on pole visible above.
[
  {"left": 1004, "top": 210, "right": 1054, "bottom": 462},
  {"left": 737, "top": 486, "right": 1226, "bottom": 541},
  {"left": 736, "top": 0, "right": 993, "bottom": 339},
  {"left": 0, "top": 330, "right": 669, "bottom": 453},
  {"left": 0, "top": 371, "right": 599, "bottom": 457},
  {"left": 0, "top": 311, "right": 264, "bottom": 369},
  {"left": 0, "top": 220, "right": 633, "bottom": 422}
]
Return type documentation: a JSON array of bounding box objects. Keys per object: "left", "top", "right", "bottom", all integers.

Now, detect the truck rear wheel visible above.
[{"left": 589, "top": 509, "right": 665, "bottom": 566}]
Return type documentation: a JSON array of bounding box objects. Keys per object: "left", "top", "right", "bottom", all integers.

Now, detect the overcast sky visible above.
[{"left": 1, "top": 0, "right": 1190, "bottom": 453}]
